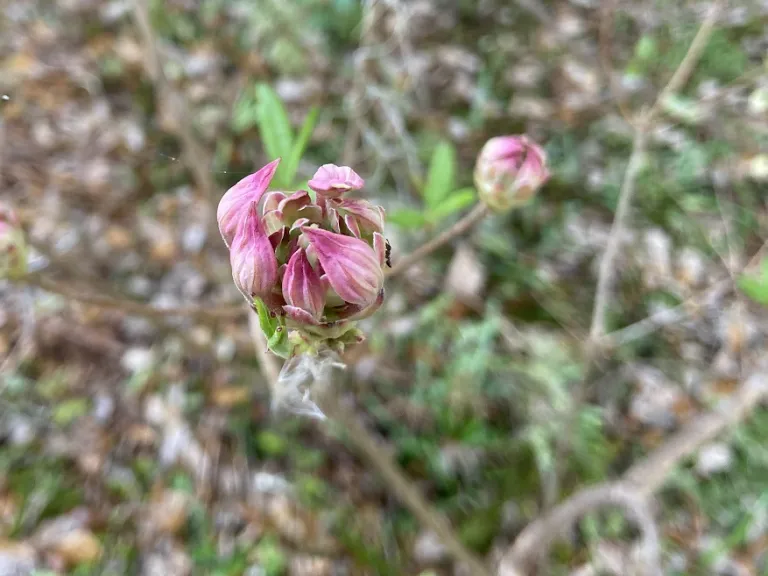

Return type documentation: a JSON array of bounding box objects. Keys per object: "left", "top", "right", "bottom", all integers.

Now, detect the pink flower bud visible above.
[
  {"left": 229, "top": 202, "right": 279, "bottom": 303},
  {"left": 282, "top": 248, "right": 325, "bottom": 324},
  {"left": 301, "top": 226, "right": 383, "bottom": 307},
  {"left": 474, "top": 135, "right": 549, "bottom": 212},
  {"left": 218, "top": 159, "right": 280, "bottom": 247},
  {"left": 308, "top": 164, "right": 364, "bottom": 198}
]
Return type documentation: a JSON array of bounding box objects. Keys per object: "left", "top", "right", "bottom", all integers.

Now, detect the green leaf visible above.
[
  {"left": 738, "top": 274, "right": 768, "bottom": 305},
  {"left": 387, "top": 209, "right": 428, "bottom": 229},
  {"left": 254, "top": 84, "right": 294, "bottom": 187},
  {"left": 427, "top": 188, "right": 476, "bottom": 223},
  {"left": 53, "top": 398, "right": 89, "bottom": 426},
  {"left": 423, "top": 141, "right": 456, "bottom": 210},
  {"left": 660, "top": 94, "right": 705, "bottom": 125},
  {"left": 232, "top": 93, "right": 258, "bottom": 133},
  {"left": 634, "top": 35, "right": 658, "bottom": 61},
  {"left": 284, "top": 106, "right": 319, "bottom": 186},
  {"left": 738, "top": 259, "right": 768, "bottom": 306}
]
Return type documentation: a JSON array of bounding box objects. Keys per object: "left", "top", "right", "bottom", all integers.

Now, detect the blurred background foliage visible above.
[{"left": 1, "top": 0, "right": 768, "bottom": 575}]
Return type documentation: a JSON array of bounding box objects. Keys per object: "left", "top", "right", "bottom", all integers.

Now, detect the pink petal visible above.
[
  {"left": 217, "top": 159, "right": 280, "bottom": 247},
  {"left": 282, "top": 248, "right": 325, "bottom": 322},
  {"left": 327, "top": 207, "right": 341, "bottom": 234},
  {"left": 373, "top": 232, "right": 386, "bottom": 267},
  {"left": 262, "top": 209, "right": 285, "bottom": 236},
  {"left": 283, "top": 305, "right": 321, "bottom": 326},
  {"left": 333, "top": 198, "right": 385, "bottom": 235},
  {"left": 301, "top": 226, "right": 383, "bottom": 307},
  {"left": 344, "top": 214, "right": 361, "bottom": 238},
  {"left": 229, "top": 202, "right": 278, "bottom": 301},
  {"left": 263, "top": 191, "right": 287, "bottom": 213},
  {"left": 277, "top": 190, "right": 312, "bottom": 223},
  {"left": 307, "top": 164, "right": 364, "bottom": 198}
]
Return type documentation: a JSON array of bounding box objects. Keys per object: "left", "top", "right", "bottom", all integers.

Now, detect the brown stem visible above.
[
  {"left": 246, "top": 311, "right": 491, "bottom": 576},
  {"left": 318, "top": 393, "right": 493, "bottom": 576},
  {"left": 386, "top": 203, "right": 490, "bottom": 278},
  {"left": 498, "top": 371, "right": 768, "bottom": 575},
  {"left": 19, "top": 273, "right": 242, "bottom": 322},
  {"left": 588, "top": 0, "right": 722, "bottom": 342},
  {"left": 132, "top": 0, "right": 216, "bottom": 202}
]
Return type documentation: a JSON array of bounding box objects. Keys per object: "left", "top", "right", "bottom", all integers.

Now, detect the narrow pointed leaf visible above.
[
  {"left": 423, "top": 140, "right": 456, "bottom": 210},
  {"left": 428, "top": 188, "right": 476, "bottom": 222},
  {"left": 284, "top": 106, "right": 319, "bottom": 186}
]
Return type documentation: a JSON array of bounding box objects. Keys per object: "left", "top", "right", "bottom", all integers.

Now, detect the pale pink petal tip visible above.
[{"left": 308, "top": 164, "right": 364, "bottom": 196}]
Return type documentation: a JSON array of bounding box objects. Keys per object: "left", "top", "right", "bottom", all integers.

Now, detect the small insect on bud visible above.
[{"left": 474, "top": 135, "right": 550, "bottom": 213}]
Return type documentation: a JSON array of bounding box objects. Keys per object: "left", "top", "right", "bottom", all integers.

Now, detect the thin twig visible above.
[
  {"left": 600, "top": 278, "right": 732, "bottom": 349},
  {"left": 647, "top": 1, "right": 723, "bottom": 123},
  {"left": 386, "top": 204, "right": 490, "bottom": 278},
  {"left": 318, "top": 394, "right": 493, "bottom": 576},
  {"left": 588, "top": 0, "right": 722, "bottom": 342},
  {"left": 598, "top": 0, "right": 634, "bottom": 124},
  {"left": 521, "top": 5, "right": 727, "bottom": 572},
  {"left": 601, "top": 231, "right": 768, "bottom": 350},
  {"left": 14, "top": 198, "right": 488, "bottom": 323},
  {"left": 17, "top": 273, "right": 242, "bottom": 322},
  {"left": 589, "top": 127, "right": 648, "bottom": 341},
  {"left": 499, "top": 370, "right": 768, "bottom": 575},
  {"left": 623, "top": 371, "right": 768, "bottom": 496},
  {"left": 132, "top": 0, "right": 216, "bottom": 201},
  {"left": 245, "top": 312, "right": 491, "bottom": 576},
  {"left": 499, "top": 483, "right": 660, "bottom": 576},
  {"left": 247, "top": 309, "right": 281, "bottom": 385}
]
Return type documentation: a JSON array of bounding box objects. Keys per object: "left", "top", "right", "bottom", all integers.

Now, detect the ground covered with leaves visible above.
[{"left": 2, "top": 0, "right": 768, "bottom": 575}]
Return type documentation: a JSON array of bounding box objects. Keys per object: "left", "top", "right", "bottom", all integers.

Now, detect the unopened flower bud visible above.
[
  {"left": 474, "top": 135, "right": 549, "bottom": 212},
  {"left": 217, "top": 159, "right": 386, "bottom": 357},
  {"left": 0, "top": 205, "right": 27, "bottom": 279}
]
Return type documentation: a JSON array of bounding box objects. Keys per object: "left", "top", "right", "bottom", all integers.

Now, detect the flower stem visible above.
[
  {"left": 385, "top": 203, "right": 489, "bottom": 278},
  {"left": 17, "top": 272, "right": 242, "bottom": 322}
]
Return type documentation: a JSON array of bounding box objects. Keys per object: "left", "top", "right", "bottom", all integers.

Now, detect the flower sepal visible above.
[
  {"left": 287, "top": 323, "right": 364, "bottom": 357},
  {"left": 253, "top": 298, "right": 291, "bottom": 359}
]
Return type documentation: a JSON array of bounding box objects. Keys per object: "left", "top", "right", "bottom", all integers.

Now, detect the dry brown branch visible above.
[
  {"left": 499, "top": 370, "right": 768, "bottom": 575},
  {"left": 386, "top": 203, "right": 490, "bottom": 278},
  {"left": 598, "top": 0, "right": 634, "bottom": 124},
  {"left": 600, "top": 278, "right": 732, "bottom": 349},
  {"left": 505, "top": 5, "right": 730, "bottom": 574},
  {"left": 132, "top": 0, "right": 216, "bottom": 202},
  {"left": 623, "top": 371, "right": 768, "bottom": 496},
  {"left": 589, "top": 127, "right": 648, "bottom": 341},
  {"left": 601, "top": 231, "right": 768, "bottom": 350},
  {"left": 18, "top": 273, "right": 242, "bottom": 322},
  {"left": 317, "top": 394, "right": 492, "bottom": 576},
  {"left": 246, "top": 313, "right": 491, "bottom": 576},
  {"left": 647, "top": 2, "right": 724, "bottom": 123},
  {"left": 588, "top": 1, "right": 722, "bottom": 342},
  {"left": 498, "top": 483, "right": 660, "bottom": 576}
]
